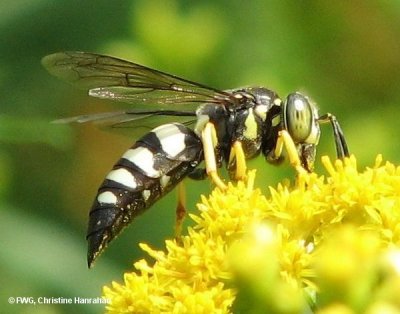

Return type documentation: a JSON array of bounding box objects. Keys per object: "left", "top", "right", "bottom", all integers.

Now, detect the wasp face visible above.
[
  {"left": 281, "top": 92, "right": 321, "bottom": 171},
  {"left": 283, "top": 92, "right": 321, "bottom": 145}
]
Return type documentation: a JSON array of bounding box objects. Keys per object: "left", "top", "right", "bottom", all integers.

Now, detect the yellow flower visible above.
[{"left": 103, "top": 155, "right": 400, "bottom": 313}]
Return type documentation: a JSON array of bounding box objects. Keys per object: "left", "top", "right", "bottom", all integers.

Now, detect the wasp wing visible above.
[
  {"left": 53, "top": 109, "right": 197, "bottom": 138},
  {"left": 42, "top": 51, "right": 237, "bottom": 109}
]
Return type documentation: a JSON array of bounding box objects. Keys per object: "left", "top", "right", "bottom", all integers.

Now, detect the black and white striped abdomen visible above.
[{"left": 87, "top": 123, "right": 203, "bottom": 267}]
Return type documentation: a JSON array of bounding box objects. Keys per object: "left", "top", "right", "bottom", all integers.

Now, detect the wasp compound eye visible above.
[{"left": 283, "top": 93, "right": 314, "bottom": 143}]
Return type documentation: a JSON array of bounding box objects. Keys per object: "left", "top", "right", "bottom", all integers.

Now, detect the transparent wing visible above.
[
  {"left": 42, "top": 51, "right": 238, "bottom": 109},
  {"left": 53, "top": 109, "right": 197, "bottom": 138}
]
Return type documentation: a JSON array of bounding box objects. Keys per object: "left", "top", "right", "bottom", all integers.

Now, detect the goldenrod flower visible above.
[{"left": 103, "top": 155, "right": 400, "bottom": 313}]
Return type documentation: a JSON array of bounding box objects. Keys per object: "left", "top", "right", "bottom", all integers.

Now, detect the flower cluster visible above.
[{"left": 103, "top": 155, "right": 400, "bottom": 313}]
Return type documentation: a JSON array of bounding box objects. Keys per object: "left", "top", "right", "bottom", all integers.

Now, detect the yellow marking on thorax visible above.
[{"left": 244, "top": 108, "right": 258, "bottom": 140}]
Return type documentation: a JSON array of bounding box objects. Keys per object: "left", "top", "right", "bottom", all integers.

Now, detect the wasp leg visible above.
[
  {"left": 275, "top": 130, "right": 307, "bottom": 175},
  {"left": 175, "top": 182, "right": 186, "bottom": 238},
  {"left": 188, "top": 168, "right": 207, "bottom": 180},
  {"left": 318, "top": 113, "right": 350, "bottom": 158},
  {"left": 228, "top": 141, "right": 247, "bottom": 181},
  {"left": 201, "top": 122, "right": 227, "bottom": 190}
]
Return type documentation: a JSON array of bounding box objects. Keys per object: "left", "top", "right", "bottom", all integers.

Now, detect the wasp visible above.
[{"left": 42, "top": 52, "right": 349, "bottom": 267}]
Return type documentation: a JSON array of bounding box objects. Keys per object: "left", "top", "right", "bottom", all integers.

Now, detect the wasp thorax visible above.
[
  {"left": 283, "top": 92, "right": 314, "bottom": 143},
  {"left": 194, "top": 104, "right": 228, "bottom": 136}
]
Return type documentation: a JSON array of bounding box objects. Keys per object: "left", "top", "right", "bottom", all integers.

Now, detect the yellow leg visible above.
[
  {"left": 276, "top": 130, "right": 307, "bottom": 175},
  {"left": 228, "top": 141, "right": 247, "bottom": 181},
  {"left": 201, "top": 122, "right": 227, "bottom": 190},
  {"left": 175, "top": 182, "right": 186, "bottom": 238}
]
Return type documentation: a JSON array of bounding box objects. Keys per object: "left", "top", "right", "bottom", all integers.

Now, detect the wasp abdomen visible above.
[{"left": 86, "top": 123, "right": 203, "bottom": 267}]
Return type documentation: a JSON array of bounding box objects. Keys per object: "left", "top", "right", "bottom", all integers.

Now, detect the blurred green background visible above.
[{"left": 1, "top": 1, "right": 400, "bottom": 313}]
